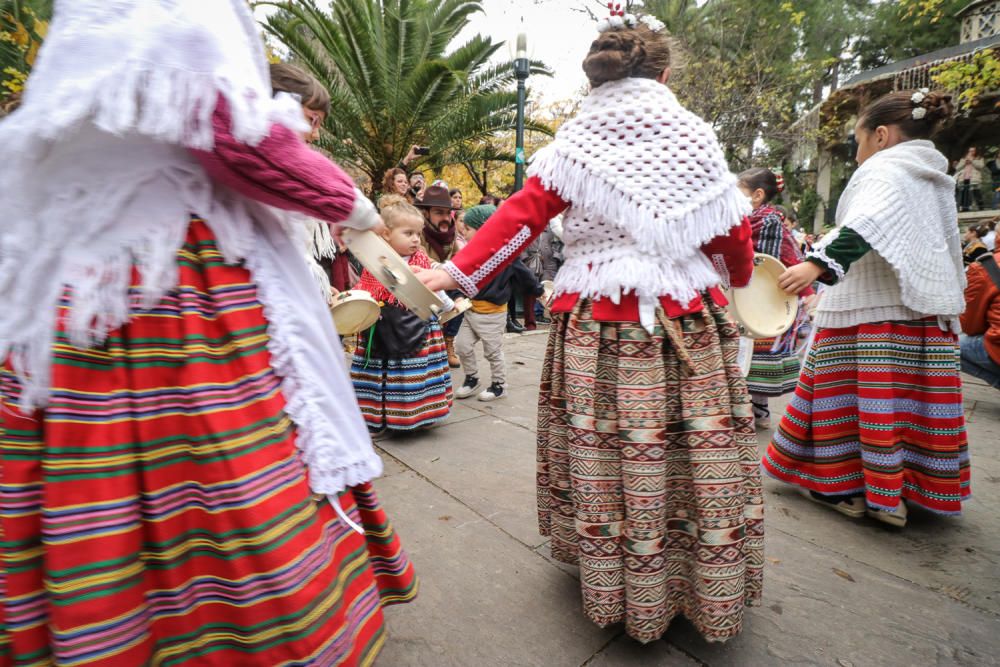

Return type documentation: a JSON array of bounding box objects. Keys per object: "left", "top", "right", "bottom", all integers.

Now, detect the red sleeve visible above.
[
  {"left": 961, "top": 264, "right": 993, "bottom": 336},
  {"left": 190, "top": 97, "right": 358, "bottom": 224},
  {"left": 701, "top": 218, "right": 754, "bottom": 289},
  {"left": 445, "top": 176, "right": 568, "bottom": 296}
]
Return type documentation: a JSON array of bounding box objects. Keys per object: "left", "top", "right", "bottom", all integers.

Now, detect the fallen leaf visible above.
[
  {"left": 767, "top": 557, "right": 782, "bottom": 565},
  {"left": 832, "top": 568, "right": 856, "bottom": 582},
  {"left": 438, "top": 515, "right": 452, "bottom": 522}
]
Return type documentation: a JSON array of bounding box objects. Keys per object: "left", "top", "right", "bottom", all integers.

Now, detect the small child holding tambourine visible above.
[{"left": 349, "top": 197, "right": 454, "bottom": 436}]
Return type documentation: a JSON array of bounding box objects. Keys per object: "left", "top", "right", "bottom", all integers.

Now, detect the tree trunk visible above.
[{"left": 462, "top": 162, "right": 488, "bottom": 196}]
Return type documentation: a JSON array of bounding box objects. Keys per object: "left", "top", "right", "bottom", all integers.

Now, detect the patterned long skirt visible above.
[
  {"left": 762, "top": 318, "right": 970, "bottom": 514},
  {"left": 350, "top": 326, "right": 453, "bottom": 432},
  {"left": 537, "top": 299, "right": 764, "bottom": 644},
  {"left": 0, "top": 221, "right": 417, "bottom": 667},
  {"left": 746, "top": 331, "right": 801, "bottom": 397}
]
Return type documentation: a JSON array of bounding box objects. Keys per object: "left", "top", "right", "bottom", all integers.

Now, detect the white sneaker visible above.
[
  {"left": 478, "top": 382, "right": 506, "bottom": 402},
  {"left": 455, "top": 376, "right": 482, "bottom": 399}
]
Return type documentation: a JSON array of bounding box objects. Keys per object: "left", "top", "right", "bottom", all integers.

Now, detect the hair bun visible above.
[
  {"left": 919, "top": 91, "right": 954, "bottom": 124},
  {"left": 582, "top": 31, "right": 647, "bottom": 87}
]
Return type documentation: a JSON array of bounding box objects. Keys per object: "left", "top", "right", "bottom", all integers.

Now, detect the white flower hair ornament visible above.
[
  {"left": 912, "top": 107, "right": 928, "bottom": 120},
  {"left": 598, "top": 3, "right": 662, "bottom": 33},
  {"left": 910, "top": 88, "right": 929, "bottom": 105},
  {"left": 639, "top": 15, "right": 666, "bottom": 32}
]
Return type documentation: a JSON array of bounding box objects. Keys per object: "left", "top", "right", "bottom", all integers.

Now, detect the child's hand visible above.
[
  {"left": 418, "top": 269, "right": 459, "bottom": 292},
  {"left": 778, "top": 262, "right": 824, "bottom": 295}
]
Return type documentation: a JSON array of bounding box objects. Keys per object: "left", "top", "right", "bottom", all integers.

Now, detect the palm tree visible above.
[{"left": 258, "top": 0, "right": 552, "bottom": 193}]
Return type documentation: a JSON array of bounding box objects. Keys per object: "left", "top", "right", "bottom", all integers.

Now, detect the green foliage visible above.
[
  {"left": 933, "top": 49, "right": 1000, "bottom": 112},
  {"left": 259, "top": 0, "right": 553, "bottom": 192},
  {"left": 0, "top": 0, "right": 51, "bottom": 102},
  {"left": 852, "top": 0, "right": 966, "bottom": 71}
]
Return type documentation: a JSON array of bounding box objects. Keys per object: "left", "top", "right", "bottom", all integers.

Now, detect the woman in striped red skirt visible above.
[
  {"left": 0, "top": 3, "right": 415, "bottom": 664},
  {"left": 766, "top": 90, "right": 970, "bottom": 527},
  {"left": 420, "top": 17, "right": 764, "bottom": 644}
]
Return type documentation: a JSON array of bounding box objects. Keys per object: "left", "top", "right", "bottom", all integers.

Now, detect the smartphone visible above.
[{"left": 414, "top": 146, "right": 431, "bottom": 156}]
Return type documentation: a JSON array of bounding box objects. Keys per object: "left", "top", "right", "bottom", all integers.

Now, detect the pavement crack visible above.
[{"left": 578, "top": 630, "right": 625, "bottom": 667}]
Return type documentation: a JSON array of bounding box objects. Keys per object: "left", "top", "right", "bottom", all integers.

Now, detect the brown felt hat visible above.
[{"left": 414, "top": 185, "right": 459, "bottom": 210}]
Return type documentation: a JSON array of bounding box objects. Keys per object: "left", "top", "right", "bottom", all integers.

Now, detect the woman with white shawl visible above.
[
  {"left": 765, "top": 90, "right": 970, "bottom": 528},
  {"left": 420, "top": 10, "right": 763, "bottom": 644},
  {"left": 0, "top": 2, "right": 416, "bottom": 664}
]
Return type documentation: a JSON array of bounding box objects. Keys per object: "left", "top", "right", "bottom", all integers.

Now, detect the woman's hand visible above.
[
  {"left": 418, "top": 268, "right": 459, "bottom": 292},
  {"left": 778, "top": 262, "right": 824, "bottom": 295}
]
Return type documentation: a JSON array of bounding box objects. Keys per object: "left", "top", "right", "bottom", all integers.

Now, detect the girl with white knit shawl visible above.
[
  {"left": 420, "top": 13, "right": 763, "bottom": 644},
  {"left": 0, "top": 2, "right": 416, "bottom": 664},
  {"left": 765, "top": 90, "right": 970, "bottom": 528}
]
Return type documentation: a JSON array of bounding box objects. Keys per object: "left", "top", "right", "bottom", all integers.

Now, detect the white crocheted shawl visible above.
[
  {"left": 817, "top": 139, "right": 965, "bottom": 318},
  {"left": 0, "top": 0, "right": 382, "bottom": 493},
  {"left": 528, "top": 77, "right": 749, "bottom": 259}
]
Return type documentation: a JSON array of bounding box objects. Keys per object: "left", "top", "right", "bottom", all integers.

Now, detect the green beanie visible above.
[{"left": 463, "top": 205, "right": 497, "bottom": 230}]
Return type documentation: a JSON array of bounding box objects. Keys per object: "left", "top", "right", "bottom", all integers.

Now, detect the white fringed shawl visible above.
[
  {"left": 815, "top": 140, "right": 966, "bottom": 325},
  {"left": 527, "top": 77, "right": 748, "bottom": 330},
  {"left": 528, "top": 77, "right": 749, "bottom": 259},
  {"left": 0, "top": 0, "right": 382, "bottom": 494}
]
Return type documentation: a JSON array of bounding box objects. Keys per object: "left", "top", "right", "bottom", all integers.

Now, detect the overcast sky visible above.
[{"left": 461, "top": 0, "right": 594, "bottom": 103}]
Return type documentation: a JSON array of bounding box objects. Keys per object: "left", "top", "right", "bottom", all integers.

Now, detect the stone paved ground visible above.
[{"left": 371, "top": 330, "right": 1000, "bottom": 667}]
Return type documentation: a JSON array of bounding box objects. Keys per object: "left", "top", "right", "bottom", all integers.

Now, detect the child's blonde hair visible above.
[{"left": 378, "top": 195, "right": 423, "bottom": 230}]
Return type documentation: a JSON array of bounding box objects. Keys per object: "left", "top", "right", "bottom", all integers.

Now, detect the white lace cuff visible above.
[
  {"left": 443, "top": 261, "right": 479, "bottom": 296},
  {"left": 710, "top": 253, "right": 731, "bottom": 290},
  {"left": 807, "top": 248, "right": 845, "bottom": 281},
  {"left": 341, "top": 187, "right": 380, "bottom": 230}
]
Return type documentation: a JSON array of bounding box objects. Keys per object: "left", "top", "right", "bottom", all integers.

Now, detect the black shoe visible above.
[
  {"left": 506, "top": 317, "right": 525, "bottom": 334},
  {"left": 478, "top": 382, "right": 506, "bottom": 402},
  {"left": 455, "top": 375, "right": 481, "bottom": 399}
]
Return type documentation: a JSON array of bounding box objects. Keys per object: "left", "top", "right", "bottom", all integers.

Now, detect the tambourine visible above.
[
  {"left": 726, "top": 254, "right": 798, "bottom": 339},
  {"left": 341, "top": 228, "right": 444, "bottom": 321},
  {"left": 329, "top": 290, "right": 380, "bottom": 336},
  {"left": 439, "top": 296, "right": 472, "bottom": 325}
]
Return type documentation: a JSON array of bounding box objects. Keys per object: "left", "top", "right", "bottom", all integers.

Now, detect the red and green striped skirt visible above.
[
  {"left": 762, "top": 318, "right": 970, "bottom": 514},
  {"left": 0, "top": 221, "right": 417, "bottom": 666}
]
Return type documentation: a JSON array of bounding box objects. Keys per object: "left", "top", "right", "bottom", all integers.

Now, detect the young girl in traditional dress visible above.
[
  {"left": 766, "top": 90, "right": 970, "bottom": 527},
  {"left": 738, "top": 168, "right": 814, "bottom": 428},
  {"left": 0, "top": 3, "right": 415, "bottom": 664},
  {"left": 351, "top": 198, "right": 454, "bottom": 435},
  {"left": 420, "top": 12, "right": 763, "bottom": 644}
]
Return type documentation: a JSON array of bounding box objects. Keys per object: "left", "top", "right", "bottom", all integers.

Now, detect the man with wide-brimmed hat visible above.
[
  {"left": 416, "top": 184, "right": 463, "bottom": 366},
  {"left": 415, "top": 184, "right": 462, "bottom": 263}
]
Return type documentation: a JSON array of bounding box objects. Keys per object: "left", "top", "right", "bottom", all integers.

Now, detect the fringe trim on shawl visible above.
[
  {"left": 2, "top": 63, "right": 305, "bottom": 155},
  {"left": 553, "top": 253, "right": 722, "bottom": 306},
  {"left": 529, "top": 146, "right": 750, "bottom": 259},
  {"left": 244, "top": 220, "right": 384, "bottom": 494}
]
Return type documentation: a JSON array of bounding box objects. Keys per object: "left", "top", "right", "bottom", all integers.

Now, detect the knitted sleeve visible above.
[
  {"left": 755, "top": 213, "right": 784, "bottom": 258},
  {"left": 806, "top": 227, "right": 871, "bottom": 284},
  {"left": 445, "top": 177, "right": 569, "bottom": 296},
  {"left": 700, "top": 217, "right": 754, "bottom": 289},
  {"left": 191, "top": 96, "right": 366, "bottom": 226}
]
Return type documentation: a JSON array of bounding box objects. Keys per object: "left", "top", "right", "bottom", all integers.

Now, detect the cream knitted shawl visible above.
[
  {"left": 528, "top": 77, "right": 749, "bottom": 259},
  {"left": 815, "top": 140, "right": 965, "bottom": 321}
]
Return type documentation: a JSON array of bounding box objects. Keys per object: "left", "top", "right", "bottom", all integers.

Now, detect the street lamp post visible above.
[{"left": 513, "top": 33, "right": 530, "bottom": 193}]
